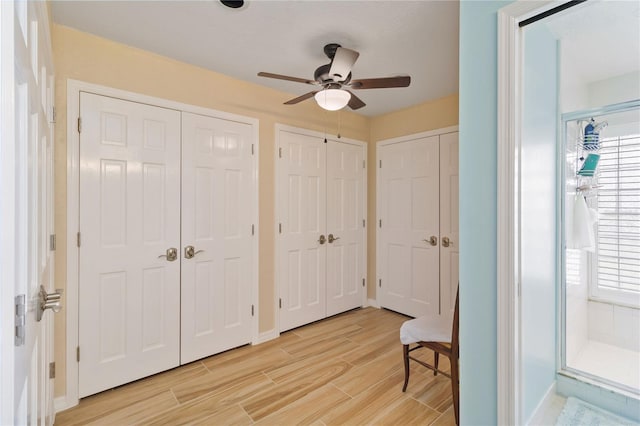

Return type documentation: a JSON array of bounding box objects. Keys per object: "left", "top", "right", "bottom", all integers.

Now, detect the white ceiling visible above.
[
  {"left": 546, "top": 0, "right": 640, "bottom": 85},
  {"left": 51, "top": 0, "right": 460, "bottom": 117}
]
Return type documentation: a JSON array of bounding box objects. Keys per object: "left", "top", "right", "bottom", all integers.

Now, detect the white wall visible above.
[{"left": 588, "top": 71, "right": 640, "bottom": 109}]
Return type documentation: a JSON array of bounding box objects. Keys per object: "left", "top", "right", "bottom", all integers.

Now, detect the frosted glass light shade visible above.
[{"left": 314, "top": 89, "right": 351, "bottom": 111}]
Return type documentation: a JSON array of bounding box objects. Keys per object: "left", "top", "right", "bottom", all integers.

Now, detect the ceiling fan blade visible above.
[
  {"left": 329, "top": 47, "right": 360, "bottom": 82},
  {"left": 349, "top": 76, "right": 411, "bottom": 89},
  {"left": 258, "top": 72, "right": 317, "bottom": 85},
  {"left": 284, "top": 91, "right": 319, "bottom": 105},
  {"left": 346, "top": 91, "right": 366, "bottom": 110}
]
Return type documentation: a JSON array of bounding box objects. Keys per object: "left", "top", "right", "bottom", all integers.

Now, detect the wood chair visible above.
[{"left": 400, "top": 289, "right": 459, "bottom": 425}]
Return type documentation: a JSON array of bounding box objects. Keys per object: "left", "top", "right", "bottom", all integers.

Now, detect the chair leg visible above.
[
  {"left": 450, "top": 355, "right": 460, "bottom": 426},
  {"left": 434, "top": 352, "right": 439, "bottom": 376},
  {"left": 402, "top": 345, "right": 410, "bottom": 392}
]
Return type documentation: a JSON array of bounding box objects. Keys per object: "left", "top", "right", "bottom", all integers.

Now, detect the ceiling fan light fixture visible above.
[{"left": 314, "top": 89, "right": 351, "bottom": 111}]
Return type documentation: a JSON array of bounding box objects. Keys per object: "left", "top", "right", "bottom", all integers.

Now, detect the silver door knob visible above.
[
  {"left": 158, "top": 247, "right": 178, "bottom": 261},
  {"left": 184, "top": 245, "right": 205, "bottom": 259},
  {"left": 423, "top": 236, "right": 437, "bottom": 246},
  {"left": 328, "top": 234, "right": 340, "bottom": 243},
  {"left": 442, "top": 237, "right": 451, "bottom": 247},
  {"left": 37, "top": 285, "right": 63, "bottom": 322},
  {"left": 318, "top": 235, "right": 326, "bottom": 245}
]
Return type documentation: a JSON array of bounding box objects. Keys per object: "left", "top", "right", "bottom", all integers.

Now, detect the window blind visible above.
[{"left": 596, "top": 134, "right": 640, "bottom": 293}]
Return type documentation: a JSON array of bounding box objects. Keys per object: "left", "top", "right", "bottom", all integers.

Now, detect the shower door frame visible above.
[{"left": 559, "top": 100, "right": 640, "bottom": 396}]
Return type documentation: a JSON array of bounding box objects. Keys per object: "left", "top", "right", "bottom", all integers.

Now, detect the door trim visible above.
[
  {"left": 273, "top": 123, "right": 367, "bottom": 335},
  {"left": 496, "top": 2, "right": 555, "bottom": 424},
  {"left": 64, "top": 79, "right": 259, "bottom": 410},
  {"left": 375, "top": 125, "right": 459, "bottom": 311}
]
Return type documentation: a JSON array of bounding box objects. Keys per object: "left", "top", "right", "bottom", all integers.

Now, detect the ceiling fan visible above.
[{"left": 258, "top": 43, "right": 411, "bottom": 111}]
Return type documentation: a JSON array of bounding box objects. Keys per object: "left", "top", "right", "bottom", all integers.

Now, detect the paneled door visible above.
[
  {"left": 439, "top": 132, "right": 459, "bottom": 318},
  {"left": 378, "top": 136, "right": 441, "bottom": 317},
  {"left": 278, "top": 130, "right": 327, "bottom": 332},
  {"left": 326, "top": 140, "right": 366, "bottom": 316},
  {"left": 277, "top": 127, "right": 366, "bottom": 332},
  {"left": 4, "top": 1, "right": 56, "bottom": 423},
  {"left": 78, "top": 93, "right": 181, "bottom": 397},
  {"left": 180, "top": 112, "right": 254, "bottom": 363}
]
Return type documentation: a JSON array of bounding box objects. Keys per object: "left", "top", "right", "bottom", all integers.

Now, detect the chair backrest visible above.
[{"left": 451, "top": 287, "right": 460, "bottom": 358}]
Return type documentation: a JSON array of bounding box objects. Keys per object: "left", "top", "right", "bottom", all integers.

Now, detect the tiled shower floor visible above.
[{"left": 570, "top": 340, "right": 640, "bottom": 391}]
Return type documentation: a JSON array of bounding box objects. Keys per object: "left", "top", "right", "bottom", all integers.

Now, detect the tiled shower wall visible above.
[{"left": 588, "top": 301, "right": 640, "bottom": 352}]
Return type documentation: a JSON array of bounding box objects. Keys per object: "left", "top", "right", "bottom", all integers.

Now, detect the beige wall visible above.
[
  {"left": 366, "top": 95, "right": 459, "bottom": 298},
  {"left": 52, "top": 24, "right": 458, "bottom": 397}
]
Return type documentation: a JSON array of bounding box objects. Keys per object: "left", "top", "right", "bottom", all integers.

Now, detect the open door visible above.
[{"left": 1, "top": 1, "right": 57, "bottom": 424}]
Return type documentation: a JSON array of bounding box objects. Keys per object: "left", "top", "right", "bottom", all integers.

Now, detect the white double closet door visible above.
[
  {"left": 78, "top": 93, "right": 254, "bottom": 397},
  {"left": 377, "top": 131, "right": 459, "bottom": 319},
  {"left": 278, "top": 128, "right": 366, "bottom": 332}
]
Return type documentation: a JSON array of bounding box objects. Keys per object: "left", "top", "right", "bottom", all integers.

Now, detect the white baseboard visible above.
[
  {"left": 54, "top": 395, "right": 78, "bottom": 413},
  {"left": 527, "top": 381, "right": 564, "bottom": 425},
  {"left": 366, "top": 298, "right": 380, "bottom": 308},
  {"left": 253, "top": 328, "right": 279, "bottom": 345}
]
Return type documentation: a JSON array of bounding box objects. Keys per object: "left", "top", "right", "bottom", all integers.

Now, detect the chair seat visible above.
[{"left": 400, "top": 314, "right": 452, "bottom": 345}]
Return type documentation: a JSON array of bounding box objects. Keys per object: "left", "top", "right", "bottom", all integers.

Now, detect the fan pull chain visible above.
[
  {"left": 337, "top": 110, "right": 342, "bottom": 139},
  {"left": 324, "top": 108, "right": 328, "bottom": 143}
]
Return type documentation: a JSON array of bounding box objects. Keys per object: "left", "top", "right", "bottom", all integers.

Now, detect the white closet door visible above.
[
  {"left": 180, "top": 112, "right": 253, "bottom": 363},
  {"left": 439, "top": 132, "right": 459, "bottom": 317},
  {"left": 278, "top": 130, "right": 327, "bottom": 332},
  {"left": 378, "top": 136, "right": 440, "bottom": 317},
  {"left": 79, "top": 93, "right": 181, "bottom": 397},
  {"left": 326, "top": 140, "right": 365, "bottom": 316}
]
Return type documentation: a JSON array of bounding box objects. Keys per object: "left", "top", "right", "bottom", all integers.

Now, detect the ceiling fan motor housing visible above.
[{"left": 314, "top": 64, "right": 351, "bottom": 86}]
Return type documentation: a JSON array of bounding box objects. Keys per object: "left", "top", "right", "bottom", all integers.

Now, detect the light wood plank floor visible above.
[{"left": 56, "top": 307, "right": 456, "bottom": 425}]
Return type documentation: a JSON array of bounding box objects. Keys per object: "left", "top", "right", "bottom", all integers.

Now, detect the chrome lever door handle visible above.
[
  {"left": 328, "top": 234, "right": 340, "bottom": 243},
  {"left": 158, "top": 247, "right": 178, "bottom": 261},
  {"left": 184, "top": 246, "right": 205, "bottom": 259},
  {"left": 37, "top": 285, "right": 63, "bottom": 322},
  {"left": 422, "top": 236, "right": 437, "bottom": 246},
  {"left": 318, "top": 235, "right": 326, "bottom": 245}
]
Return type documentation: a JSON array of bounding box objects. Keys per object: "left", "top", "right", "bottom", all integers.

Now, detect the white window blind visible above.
[{"left": 595, "top": 134, "right": 640, "bottom": 296}]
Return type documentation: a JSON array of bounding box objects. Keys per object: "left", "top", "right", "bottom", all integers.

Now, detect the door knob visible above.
[
  {"left": 328, "top": 234, "right": 340, "bottom": 243},
  {"left": 37, "top": 285, "right": 63, "bottom": 322},
  {"left": 184, "top": 246, "right": 205, "bottom": 259},
  {"left": 423, "top": 236, "right": 437, "bottom": 246},
  {"left": 158, "top": 247, "right": 178, "bottom": 262},
  {"left": 318, "top": 235, "right": 326, "bottom": 245},
  {"left": 442, "top": 237, "right": 451, "bottom": 248}
]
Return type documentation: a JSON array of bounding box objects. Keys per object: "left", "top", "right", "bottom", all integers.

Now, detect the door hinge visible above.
[
  {"left": 51, "top": 106, "right": 56, "bottom": 124},
  {"left": 77, "top": 117, "right": 82, "bottom": 133},
  {"left": 49, "top": 234, "right": 56, "bottom": 251},
  {"left": 77, "top": 232, "right": 81, "bottom": 248},
  {"left": 251, "top": 305, "right": 254, "bottom": 316},
  {"left": 279, "top": 223, "right": 282, "bottom": 234},
  {"left": 363, "top": 160, "right": 366, "bottom": 169},
  {"left": 15, "top": 295, "right": 26, "bottom": 346},
  {"left": 279, "top": 147, "right": 282, "bottom": 158},
  {"left": 279, "top": 298, "right": 282, "bottom": 309},
  {"left": 251, "top": 144, "right": 254, "bottom": 155},
  {"left": 362, "top": 219, "right": 365, "bottom": 228},
  {"left": 362, "top": 278, "right": 365, "bottom": 288},
  {"left": 379, "top": 279, "right": 382, "bottom": 288},
  {"left": 49, "top": 362, "right": 56, "bottom": 379},
  {"left": 379, "top": 219, "right": 382, "bottom": 228},
  {"left": 251, "top": 224, "right": 255, "bottom": 236},
  {"left": 379, "top": 160, "right": 382, "bottom": 168},
  {"left": 76, "top": 346, "right": 80, "bottom": 362}
]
